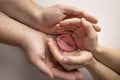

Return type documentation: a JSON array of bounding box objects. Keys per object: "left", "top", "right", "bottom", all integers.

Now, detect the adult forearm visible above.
[
  {"left": 0, "top": 0, "right": 42, "bottom": 30},
  {"left": 86, "top": 58, "right": 120, "bottom": 80},
  {"left": 93, "top": 45, "right": 120, "bottom": 74},
  {"left": 0, "top": 13, "right": 35, "bottom": 47}
]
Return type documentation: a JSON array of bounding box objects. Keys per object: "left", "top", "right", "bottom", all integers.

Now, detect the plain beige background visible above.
[{"left": 0, "top": 0, "right": 120, "bottom": 80}]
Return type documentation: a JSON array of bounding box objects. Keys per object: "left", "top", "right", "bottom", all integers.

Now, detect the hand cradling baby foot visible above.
[
  {"left": 56, "top": 18, "right": 100, "bottom": 52},
  {"left": 53, "top": 18, "right": 100, "bottom": 71},
  {"left": 52, "top": 19, "right": 83, "bottom": 71}
]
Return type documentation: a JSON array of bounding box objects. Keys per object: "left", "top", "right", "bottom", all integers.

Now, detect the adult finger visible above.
[
  {"left": 61, "top": 4, "right": 98, "bottom": 23},
  {"left": 71, "top": 70, "right": 83, "bottom": 80},
  {"left": 30, "top": 56, "right": 53, "bottom": 78},
  {"left": 56, "top": 29, "right": 72, "bottom": 35},
  {"left": 56, "top": 24, "right": 72, "bottom": 35},
  {"left": 63, "top": 51, "right": 92, "bottom": 65},
  {"left": 72, "top": 26, "right": 85, "bottom": 50},
  {"left": 47, "top": 38, "right": 64, "bottom": 62},
  {"left": 59, "top": 18, "right": 100, "bottom": 32},
  {"left": 60, "top": 18, "right": 81, "bottom": 27},
  {"left": 52, "top": 68, "right": 76, "bottom": 80},
  {"left": 58, "top": 18, "right": 81, "bottom": 33},
  {"left": 81, "top": 18, "right": 97, "bottom": 37},
  {"left": 93, "top": 24, "right": 101, "bottom": 32}
]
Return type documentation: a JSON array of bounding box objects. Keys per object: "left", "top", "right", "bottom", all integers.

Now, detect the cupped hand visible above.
[
  {"left": 48, "top": 38, "right": 93, "bottom": 71},
  {"left": 45, "top": 47, "right": 83, "bottom": 80},
  {"left": 73, "top": 19, "right": 98, "bottom": 51},
  {"left": 56, "top": 18, "right": 99, "bottom": 52},
  {"left": 21, "top": 30, "right": 82, "bottom": 80},
  {"left": 21, "top": 31, "right": 53, "bottom": 77},
  {"left": 37, "top": 4, "right": 98, "bottom": 35}
]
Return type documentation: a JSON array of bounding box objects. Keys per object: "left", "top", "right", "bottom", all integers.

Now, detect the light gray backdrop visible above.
[{"left": 0, "top": 0, "right": 120, "bottom": 80}]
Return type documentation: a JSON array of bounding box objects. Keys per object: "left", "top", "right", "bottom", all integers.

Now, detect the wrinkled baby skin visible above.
[
  {"left": 49, "top": 38, "right": 92, "bottom": 71},
  {"left": 54, "top": 18, "right": 99, "bottom": 71},
  {"left": 55, "top": 34, "right": 82, "bottom": 71},
  {"left": 56, "top": 34, "right": 78, "bottom": 52}
]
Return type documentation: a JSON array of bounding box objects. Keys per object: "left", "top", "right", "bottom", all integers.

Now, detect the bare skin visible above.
[
  {"left": 0, "top": 13, "right": 84, "bottom": 80},
  {"left": 48, "top": 34, "right": 120, "bottom": 80},
  {"left": 0, "top": 0, "right": 101, "bottom": 79},
  {"left": 56, "top": 18, "right": 120, "bottom": 74},
  {"left": 0, "top": 0, "right": 99, "bottom": 35}
]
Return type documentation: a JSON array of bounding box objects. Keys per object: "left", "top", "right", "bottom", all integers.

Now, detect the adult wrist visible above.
[
  {"left": 18, "top": 28, "right": 37, "bottom": 50},
  {"left": 91, "top": 45, "right": 102, "bottom": 55},
  {"left": 85, "top": 57, "right": 97, "bottom": 69},
  {"left": 19, "top": 29, "right": 48, "bottom": 51},
  {"left": 25, "top": 7, "right": 44, "bottom": 29}
]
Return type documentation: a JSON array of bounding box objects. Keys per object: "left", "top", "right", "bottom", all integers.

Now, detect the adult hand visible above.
[
  {"left": 48, "top": 38, "right": 94, "bottom": 70},
  {"left": 56, "top": 18, "right": 99, "bottom": 52},
  {"left": 22, "top": 31, "right": 53, "bottom": 78},
  {"left": 0, "top": 12, "right": 82, "bottom": 80},
  {"left": 0, "top": 0, "right": 98, "bottom": 35},
  {"left": 39, "top": 4, "right": 98, "bottom": 35},
  {"left": 73, "top": 18, "right": 99, "bottom": 52},
  {"left": 22, "top": 31, "right": 82, "bottom": 80}
]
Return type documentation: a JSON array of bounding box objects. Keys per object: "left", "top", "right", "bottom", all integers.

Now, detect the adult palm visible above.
[{"left": 22, "top": 31, "right": 82, "bottom": 80}]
